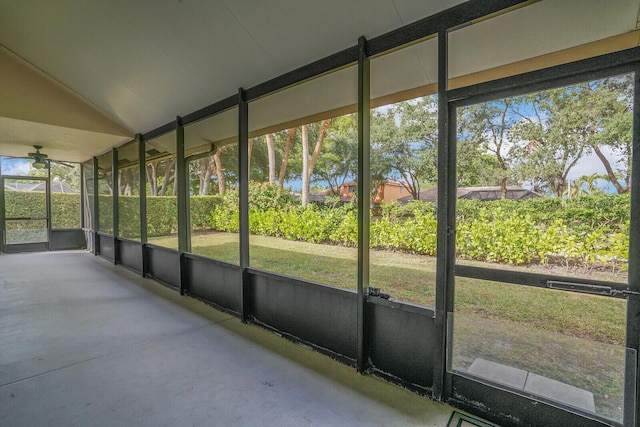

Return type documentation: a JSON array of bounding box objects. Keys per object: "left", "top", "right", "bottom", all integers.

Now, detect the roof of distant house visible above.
[
  {"left": 380, "top": 178, "right": 405, "bottom": 187},
  {"left": 4, "top": 181, "right": 77, "bottom": 193},
  {"left": 397, "top": 186, "right": 541, "bottom": 203}
]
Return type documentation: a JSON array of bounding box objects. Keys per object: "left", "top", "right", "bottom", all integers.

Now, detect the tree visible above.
[
  {"left": 265, "top": 133, "right": 276, "bottom": 184},
  {"left": 300, "top": 119, "right": 331, "bottom": 206},
  {"left": 509, "top": 87, "right": 592, "bottom": 197},
  {"left": 118, "top": 166, "right": 138, "bottom": 196},
  {"left": 509, "top": 78, "right": 632, "bottom": 197},
  {"left": 146, "top": 157, "right": 175, "bottom": 196},
  {"left": 312, "top": 115, "right": 358, "bottom": 195},
  {"left": 589, "top": 75, "right": 633, "bottom": 193},
  {"left": 459, "top": 98, "right": 519, "bottom": 197},
  {"left": 278, "top": 128, "right": 296, "bottom": 188},
  {"left": 571, "top": 173, "right": 607, "bottom": 197},
  {"left": 29, "top": 162, "right": 82, "bottom": 192},
  {"left": 371, "top": 97, "right": 438, "bottom": 200},
  {"left": 301, "top": 124, "right": 310, "bottom": 205}
]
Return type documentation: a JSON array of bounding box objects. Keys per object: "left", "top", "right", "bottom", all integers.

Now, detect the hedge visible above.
[
  {"left": 101, "top": 195, "right": 224, "bottom": 238},
  {"left": 5, "top": 191, "right": 80, "bottom": 229},
  {"left": 6, "top": 187, "right": 630, "bottom": 270},
  {"left": 209, "top": 188, "right": 630, "bottom": 269}
]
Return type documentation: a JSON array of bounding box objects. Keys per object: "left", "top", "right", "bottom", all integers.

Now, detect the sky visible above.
[
  {"left": 1, "top": 157, "right": 33, "bottom": 176},
  {"left": 2, "top": 141, "right": 625, "bottom": 195}
]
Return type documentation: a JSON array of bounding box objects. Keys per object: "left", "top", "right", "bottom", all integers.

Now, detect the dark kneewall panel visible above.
[
  {"left": 146, "top": 245, "right": 180, "bottom": 289},
  {"left": 368, "top": 299, "right": 435, "bottom": 391},
  {"left": 98, "top": 233, "right": 114, "bottom": 261},
  {"left": 118, "top": 239, "right": 142, "bottom": 274},
  {"left": 3, "top": 242, "right": 48, "bottom": 253},
  {"left": 450, "top": 375, "right": 610, "bottom": 427},
  {"left": 50, "top": 229, "right": 86, "bottom": 250},
  {"left": 184, "top": 254, "right": 241, "bottom": 315},
  {"left": 248, "top": 269, "right": 358, "bottom": 362}
]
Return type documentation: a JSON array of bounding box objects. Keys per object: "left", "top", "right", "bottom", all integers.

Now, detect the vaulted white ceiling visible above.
[{"left": 0, "top": 0, "right": 638, "bottom": 163}]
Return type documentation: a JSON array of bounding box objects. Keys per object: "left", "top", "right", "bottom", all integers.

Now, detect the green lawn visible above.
[
  {"left": 151, "top": 231, "right": 626, "bottom": 345},
  {"left": 149, "top": 231, "right": 629, "bottom": 420}
]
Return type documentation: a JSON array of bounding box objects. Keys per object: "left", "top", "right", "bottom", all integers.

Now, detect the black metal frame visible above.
[
  {"left": 443, "top": 51, "right": 640, "bottom": 427},
  {"left": 0, "top": 174, "right": 50, "bottom": 253},
  {"left": 77, "top": 1, "right": 640, "bottom": 425},
  {"left": 0, "top": 159, "right": 3, "bottom": 252},
  {"left": 238, "top": 88, "right": 250, "bottom": 321},
  {"left": 112, "top": 148, "right": 119, "bottom": 264},
  {"left": 630, "top": 69, "right": 640, "bottom": 426},
  {"left": 357, "top": 36, "right": 371, "bottom": 373}
]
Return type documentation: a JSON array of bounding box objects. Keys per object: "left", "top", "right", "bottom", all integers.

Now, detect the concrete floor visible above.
[{"left": 0, "top": 251, "right": 461, "bottom": 427}]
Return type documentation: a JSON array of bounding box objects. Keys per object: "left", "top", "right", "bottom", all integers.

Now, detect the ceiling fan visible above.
[
  {"left": 27, "top": 145, "right": 75, "bottom": 169},
  {"left": 28, "top": 145, "right": 48, "bottom": 169}
]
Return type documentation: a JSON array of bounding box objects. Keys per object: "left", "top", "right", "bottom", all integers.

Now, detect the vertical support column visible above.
[
  {"left": 112, "top": 148, "right": 119, "bottom": 264},
  {"left": 626, "top": 70, "right": 640, "bottom": 426},
  {"left": 138, "top": 133, "right": 148, "bottom": 277},
  {"left": 80, "top": 163, "right": 86, "bottom": 237},
  {"left": 93, "top": 156, "right": 100, "bottom": 255},
  {"left": 357, "top": 36, "right": 371, "bottom": 373},
  {"left": 176, "top": 116, "right": 189, "bottom": 295},
  {"left": 434, "top": 28, "right": 455, "bottom": 401},
  {"left": 238, "top": 88, "right": 250, "bottom": 322},
  {"left": 0, "top": 172, "right": 4, "bottom": 254},
  {"left": 45, "top": 162, "right": 52, "bottom": 251},
  {"left": 0, "top": 160, "right": 4, "bottom": 253}
]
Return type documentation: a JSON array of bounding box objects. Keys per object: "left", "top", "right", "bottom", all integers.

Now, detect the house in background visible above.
[
  {"left": 338, "top": 180, "right": 358, "bottom": 202},
  {"left": 373, "top": 179, "right": 407, "bottom": 204},
  {"left": 397, "top": 186, "right": 541, "bottom": 204},
  {"left": 338, "top": 178, "right": 411, "bottom": 203},
  {"left": 4, "top": 181, "right": 77, "bottom": 193}
]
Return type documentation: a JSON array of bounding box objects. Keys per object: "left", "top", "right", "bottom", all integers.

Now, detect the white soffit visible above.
[
  {"left": 449, "top": 0, "right": 640, "bottom": 79},
  {"left": 249, "top": 65, "right": 358, "bottom": 135},
  {"left": 185, "top": 107, "right": 238, "bottom": 152},
  {"left": 0, "top": 46, "right": 132, "bottom": 162},
  {"left": 371, "top": 37, "right": 438, "bottom": 101},
  {"left": 0, "top": 117, "right": 130, "bottom": 163}
]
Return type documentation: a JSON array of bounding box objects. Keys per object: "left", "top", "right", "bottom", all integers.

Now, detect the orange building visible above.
[{"left": 338, "top": 179, "right": 409, "bottom": 204}]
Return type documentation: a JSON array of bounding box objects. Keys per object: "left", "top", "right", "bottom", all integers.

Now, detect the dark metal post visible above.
[
  {"left": 176, "top": 117, "right": 189, "bottom": 295},
  {"left": 434, "top": 28, "right": 455, "bottom": 401},
  {"left": 0, "top": 174, "right": 4, "bottom": 254},
  {"left": 238, "top": 88, "right": 250, "bottom": 322},
  {"left": 93, "top": 156, "right": 100, "bottom": 255},
  {"left": 0, "top": 163, "right": 5, "bottom": 253},
  {"left": 357, "top": 36, "right": 371, "bottom": 373},
  {"left": 45, "top": 162, "right": 52, "bottom": 251},
  {"left": 626, "top": 70, "right": 640, "bottom": 426},
  {"left": 80, "top": 163, "right": 85, "bottom": 235},
  {"left": 138, "top": 134, "right": 148, "bottom": 276},
  {"left": 112, "top": 148, "right": 119, "bottom": 264}
]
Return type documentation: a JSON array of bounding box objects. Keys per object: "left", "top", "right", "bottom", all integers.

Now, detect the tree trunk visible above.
[
  {"left": 592, "top": 144, "right": 626, "bottom": 194},
  {"left": 248, "top": 138, "right": 254, "bottom": 181},
  {"left": 120, "top": 169, "right": 132, "bottom": 196},
  {"left": 213, "top": 152, "right": 225, "bottom": 195},
  {"left": 158, "top": 158, "right": 174, "bottom": 196},
  {"left": 198, "top": 158, "right": 211, "bottom": 196},
  {"left": 173, "top": 160, "right": 179, "bottom": 196},
  {"left": 301, "top": 125, "right": 310, "bottom": 206},
  {"left": 500, "top": 176, "right": 507, "bottom": 199},
  {"left": 265, "top": 133, "right": 276, "bottom": 184},
  {"left": 554, "top": 175, "right": 565, "bottom": 198},
  {"left": 146, "top": 162, "right": 158, "bottom": 196},
  {"left": 307, "top": 119, "right": 331, "bottom": 180},
  {"left": 278, "top": 128, "right": 295, "bottom": 188}
]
